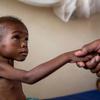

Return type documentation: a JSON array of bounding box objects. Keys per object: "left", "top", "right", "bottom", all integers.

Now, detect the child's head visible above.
[{"left": 0, "top": 16, "right": 28, "bottom": 61}]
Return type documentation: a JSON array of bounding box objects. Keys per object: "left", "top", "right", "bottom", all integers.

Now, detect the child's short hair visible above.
[
  {"left": 0, "top": 16, "right": 27, "bottom": 36},
  {"left": 0, "top": 16, "right": 25, "bottom": 26}
]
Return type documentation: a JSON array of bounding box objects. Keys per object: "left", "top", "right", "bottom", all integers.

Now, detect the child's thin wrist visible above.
[{"left": 64, "top": 52, "right": 72, "bottom": 63}]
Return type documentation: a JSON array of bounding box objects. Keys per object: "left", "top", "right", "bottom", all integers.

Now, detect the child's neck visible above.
[{"left": 0, "top": 56, "right": 14, "bottom": 66}]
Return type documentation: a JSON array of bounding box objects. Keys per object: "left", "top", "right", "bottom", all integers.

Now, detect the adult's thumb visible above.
[{"left": 74, "top": 48, "right": 88, "bottom": 57}]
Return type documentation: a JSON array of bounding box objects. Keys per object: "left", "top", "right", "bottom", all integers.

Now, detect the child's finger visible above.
[{"left": 71, "top": 54, "right": 93, "bottom": 63}]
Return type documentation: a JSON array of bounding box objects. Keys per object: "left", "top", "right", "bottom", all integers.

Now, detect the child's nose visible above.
[{"left": 21, "top": 41, "right": 27, "bottom": 48}]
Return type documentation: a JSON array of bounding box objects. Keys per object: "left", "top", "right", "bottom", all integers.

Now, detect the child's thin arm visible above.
[
  {"left": 25, "top": 50, "right": 92, "bottom": 84},
  {"left": 0, "top": 50, "right": 92, "bottom": 84}
]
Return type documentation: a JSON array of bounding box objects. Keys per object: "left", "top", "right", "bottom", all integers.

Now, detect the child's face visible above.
[{"left": 0, "top": 22, "right": 28, "bottom": 61}]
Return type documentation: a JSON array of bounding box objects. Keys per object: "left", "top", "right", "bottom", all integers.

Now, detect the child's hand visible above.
[
  {"left": 69, "top": 52, "right": 93, "bottom": 63},
  {"left": 70, "top": 54, "right": 93, "bottom": 63},
  {"left": 65, "top": 50, "right": 93, "bottom": 63}
]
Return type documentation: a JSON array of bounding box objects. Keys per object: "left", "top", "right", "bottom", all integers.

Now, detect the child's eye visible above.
[{"left": 12, "top": 35, "right": 20, "bottom": 40}]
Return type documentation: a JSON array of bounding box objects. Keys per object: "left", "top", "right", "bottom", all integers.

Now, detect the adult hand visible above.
[{"left": 74, "top": 39, "right": 100, "bottom": 76}]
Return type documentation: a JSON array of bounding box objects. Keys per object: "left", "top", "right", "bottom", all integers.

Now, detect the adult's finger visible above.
[
  {"left": 85, "top": 55, "right": 100, "bottom": 69},
  {"left": 91, "top": 63, "right": 100, "bottom": 73},
  {"left": 75, "top": 39, "right": 100, "bottom": 57},
  {"left": 96, "top": 71, "right": 100, "bottom": 77}
]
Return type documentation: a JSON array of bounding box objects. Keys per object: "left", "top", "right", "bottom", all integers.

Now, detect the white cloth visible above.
[
  {"left": 75, "top": 0, "right": 100, "bottom": 18},
  {"left": 53, "top": 0, "right": 100, "bottom": 22},
  {"left": 53, "top": 0, "right": 77, "bottom": 22}
]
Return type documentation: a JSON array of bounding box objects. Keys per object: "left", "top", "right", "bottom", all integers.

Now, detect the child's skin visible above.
[{"left": 0, "top": 17, "right": 93, "bottom": 100}]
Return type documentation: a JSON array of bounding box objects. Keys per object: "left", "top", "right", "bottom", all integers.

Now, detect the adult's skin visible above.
[{"left": 74, "top": 39, "right": 100, "bottom": 77}]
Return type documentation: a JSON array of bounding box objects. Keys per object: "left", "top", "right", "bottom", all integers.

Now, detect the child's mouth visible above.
[
  {"left": 20, "top": 52, "right": 27, "bottom": 56},
  {"left": 19, "top": 51, "right": 28, "bottom": 56}
]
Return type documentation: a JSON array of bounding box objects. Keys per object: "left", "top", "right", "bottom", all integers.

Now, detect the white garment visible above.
[
  {"left": 53, "top": 0, "right": 77, "bottom": 22},
  {"left": 75, "top": 0, "right": 91, "bottom": 18},
  {"left": 53, "top": 0, "right": 100, "bottom": 22},
  {"left": 75, "top": 0, "right": 99, "bottom": 18},
  {"left": 18, "top": 0, "right": 100, "bottom": 22}
]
